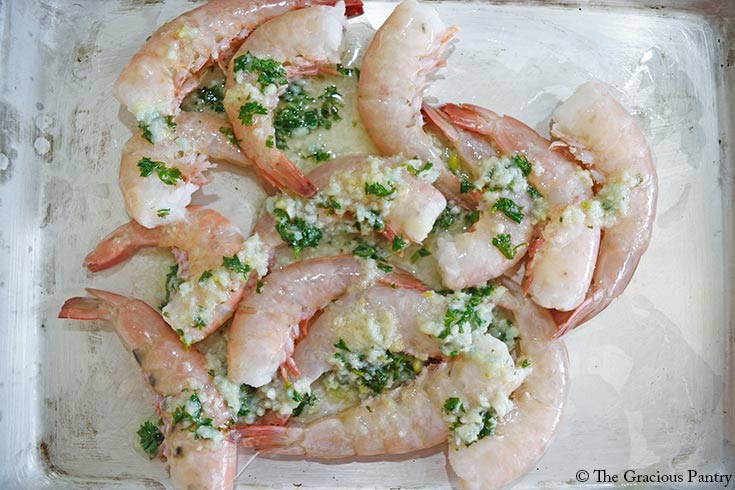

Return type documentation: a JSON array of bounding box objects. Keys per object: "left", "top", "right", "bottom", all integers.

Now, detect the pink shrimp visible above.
[
  {"left": 357, "top": 0, "right": 478, "bottom": 208},
  {"left": 223, "top": 2, "right": 351, "bottom": 196},
  {"left": 115, "top": 0, "right": 363, "bottom": 144},
  {"left": 84, "top": 207, "right": 268, "bottom": 346},
  {"left": 59, "top": 289, "right": 236, "bottom": 490},
  {"left": 549, "top": 81, "right": 657, "bottom": 334},
  {"left": 440, "top": 103, "right": 601, "bottom": 310},
  {"left": 227, "top": 255, "right": 426, "bottom": 388},
  {"left": 120, "top": 112, "right": 249, "bottom": 229}
]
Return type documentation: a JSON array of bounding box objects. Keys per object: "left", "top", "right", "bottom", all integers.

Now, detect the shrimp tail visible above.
[
  {"left": 380, "top": 268, "right": 429, "bottom": 291},
  {"left": 84, "top": 221, "right": 163, "bottom": 272},
  {"left": 232, "top": 426, "right": 305, "bottom": 455},
  {"left": 58, "top": 296, "right": 113, "bottom": 321},
  {"left": 255, "top": 153, "right": 317, "bottom": 197}
]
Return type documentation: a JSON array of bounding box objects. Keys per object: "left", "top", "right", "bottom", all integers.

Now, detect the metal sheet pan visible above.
[{"left": 1, "top": 0, "right": 733, "bottom": 488}]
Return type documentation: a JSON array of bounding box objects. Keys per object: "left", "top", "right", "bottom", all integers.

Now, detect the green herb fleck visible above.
[
  {"left": 219, "top": 126, "right": 240, "bottom": 147},
  {"left": 520, "top": 359, "right": 531, "bottom": 368},
  {"left": 160, "top": 265, "right": 182, "bottom": 310},
  {"left": 137, "top": 421, "right": 164, "bottom": 457},
  {"left": 292, "top": 392, "right": 317, "bottom": 417},
  {"left": 137, "top": 157, "right": 182, "bottom": 186},
  {"left": 410, "top": 247, "right": 431, "bottom": 264},
  {"left": 392, "top": 235, "right": 408, "bottom": 252},
  {"left": 491, "top": 233, "right": 527, "bottom": 260},
  {"left": 256, "top": 279, "right": 264, "bottom": 294},
  {"left": 433, "top": 206, "right": 457, "bottom": 232},
  {"left": 492, "top": 197, "right": 524, "bottom": 223},
  {"left": 364, "top": 182, "right": 396, "bottom": 198},
  {"left": 527, "top": 185, "right": 542, "bottom": 199},
  {"left": 336, "top": 63, "right": 360, "bottom": 78},
  {"left": 273, "top": 208, "right": 323, "bottom": 257},
  {"left": 512, "top": 153, "right": 532, "bottom": 177},
  {"left": 460, "top": 179, "right": 475, "bottom": 194},
  {"left": 443, "top": 397, "right": 462, "bottom": 413},
  {"left": 157, "top": 208, "right": 170, "bottom": 218},
  {"left": 238, "top": 101, "right": 268, "bottom": 126},
  {"left": 334, "top": 338, "right": 351, "bottom": 352},
  {"left": 305, "top": 145, "right": 333, "bottom": 162},
  {"left": 265, "top": 134, "right": 275, "bottom": 148},
  {"left": 138, "top": 122, "right": 153, "bottom": 144},
  {"left": 222, "top": 255, "right": 251, "bottom": 277},
  {"left": 465, "top": 210, "right": 480, "bottom": 227},
  {"left": 197, "top": 85, "right": 225, "bottom": 113},
  {"left": 404, "top": 161, "right": 433, "bottom": 176},
  {"left": 439, "top": 285, "right": 496, "bottom": 339},
  {"left": 233, "top": 52, "right": 287, "bottom": 89},
  {"left": 198, "top": 270, "right": 213, "bottom": 283}
]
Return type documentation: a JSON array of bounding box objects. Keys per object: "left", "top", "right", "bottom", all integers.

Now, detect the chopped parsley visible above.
[
  {"left": 492, "top": 233, "right": 527, "bottom": 260},
  {"left": 492, "top": 197, "right": 524, "bottom": 223},
  {"left": 233, "top": 52, "right": 287, "bottom": 89},
  {"left": 332, "top": 340, "right": 420, "bottom": 395},
  {"left": 352, "top": 242, "right": 392, "bottom": 271},
  {"left": 196, "top": 84, "right": 225, "bottom": 113},
  {"left": 520, "top": 358, "right": 531, "bottom": 368},
  {"left": 290, "top": 391, "right": 317, "bottom": 417},
  {"left": 460, "top": 179, "right": 475, "bottom": 194},
  {"left": 304, "top": 145, "right": 333, "bottom": 162},
  {"left": 138, "top": 122, "right": 153, "bottom": 144},
  {"left": 512, "top": 153, "right": 532, "bottom": 177},
  {"left": 273, "top": 208, "right": 323, "bottom": 257},
  {"left": 476, "top": 408, "right": 498, "bottom": 442},
  {"left": 316, "top": 196, "right": 341, "bottom": 212},
  {"left": 222, "top": 255, "right": 251, "bottom": 277},
  {"left": 156, "top": 208, "right": 170, "bottom": 218},
  {"left": 238, "top": 101, "right": 268, "bottom": 126},
  {"left": 410, "top": 247, "right": 431, "bottom": 264},
  {"left": 335, "top": 63, "right": 360, "bottom": 78},
  {"left": 439, "top": 285, "right": 496, "bottom": 339},
  {"left": 527, "top": 184, "right": 542, "bottom": 199},
  {"left": 392, "top": 235, "right": 408, "bottom": 252},
  {"left": 364, "top": 181, "right": 395, "bottom": 198},
  {"left": 160, "top": 264, "right": 182, "bottom": 310},
  {"left": 171, "top": 392, "right": 215, "bottom": 437},
  {"left": 256, "top": 279, "right": 264, "bottom": 294},
  {"left": 433, "top": 205, "right": 457, "bottom": 232},
  {"left": 404, "top": 161, "right": 433, "bottom": 176},
  {"left": 273, "top": 84, "right": 343, "bottom": 149},
  {"left": 219, "top": 126, "right": 239, "bottom": 147},
  {"left": 198, "top": 270, "right": 213, "bottom": 283},
  {"left": 137, "top": 157, "right": 182, "bottom": 186},
  {"left": 137, "top": 420, "right": 164, "bottom": 457}
]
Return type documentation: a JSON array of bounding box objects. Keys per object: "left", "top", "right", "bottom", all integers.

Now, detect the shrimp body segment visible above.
[
  {"left": 357, "top": 0, "right": 472, "bottom": 206},
  {"left": 440, "top": 103, "right": 601, "bottom": 310},
  {"left": 550, "top": 81, "right": 657, "bottom": 333},
  {"left": 120, "top": 112, "right": 249, "bottom": 229},
  {"left": 59, "top": 289, "right": 236, "bottom": 490},
  {"left": 448, "top": 283, "right": 568, "bottom": 490},
  {"left": 114, "top": 0, "right": 363, "bottom": 144},
  {"left": 227, "top": 255, "right": 425, "bottom": 388},
  {"left": 84, "top": 207, "right": 270, "bottom": 346},
  {"left": 223, "top": 2, "right": 348, "bottom": 196}
]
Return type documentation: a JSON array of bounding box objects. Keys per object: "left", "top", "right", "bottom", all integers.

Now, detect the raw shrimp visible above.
[
  {"left": 305, "top": 155, "right": 447, "bottom": 244},
  {"left": 84, "top": 207, "right": 269, "bottom": 346},
  {"left": 291, "top": 286, "right": 445, "bottom": 387},
  {"left": 120, "top": 112, "right": 249, "bottom": 228},
  {"left": 549, "top": 81, "right": 657, "bottom": 334},
  {"left": 357, "top": 0, "right": 474, "bottom": 207},
  {"left": 440, "top": 103, "right": 600, "bottom": 310},
  {"left": 114, "top": 0, "right": 363, "bottom": 144},
  {"left": 58, "top": 289, "right": 236, "bottom": 490},
  {"left": 223, "top": 2, "right": 348, "bottom": 196},
  {"left": 251, "top": 155, "right": 446, "bottom": 260},
  {"left": 227, "top": 255, "right": 426, "bottom": 388},
  {"left": 448, "top": 280, "right": 569, "bottom": 490},
  {"left": 238, "top": 282, "right": 568, "bottom": 490}
]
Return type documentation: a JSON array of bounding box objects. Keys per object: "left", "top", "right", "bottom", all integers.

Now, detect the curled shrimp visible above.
[
  {"left": 59, "top": 289, "right": 236, "bottom": 490},
  {"left": 291, "top": 286, "right": 446, "bottom": 388},
  {"left": 114, "top": 0, "right": 363, "bottom": 144},
  {"left": 357, "top": 0, "right": 475, "bottom": 207},
  {"left": 223, "top": 2, "right": 349, "bottom": 196},
  {"left": 84, "top": 206, "right": 269, "bottom": 346},
  {"left": 227, "top": 255, "right": 426, "bottom": 387},
  {"left": 549, "top": 81, "right": 657, "bottom": 334},
  {"left": 438, "top": 103, "right": 601, "bottom": 311},
  {"left": 120, "top": 112, "right": 249, "bottom": 228},
  {"left": 237, "top": 283, "right": 566, "bottom": 490}
]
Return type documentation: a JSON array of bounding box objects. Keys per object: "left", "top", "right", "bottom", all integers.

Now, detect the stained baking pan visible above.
[{"left": 0, "top": 0, "right": 733, "bottom": 488}]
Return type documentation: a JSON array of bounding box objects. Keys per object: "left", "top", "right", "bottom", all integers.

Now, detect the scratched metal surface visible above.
[{"left": 0, "top": 0, "right": 733, "bottom": 488}]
